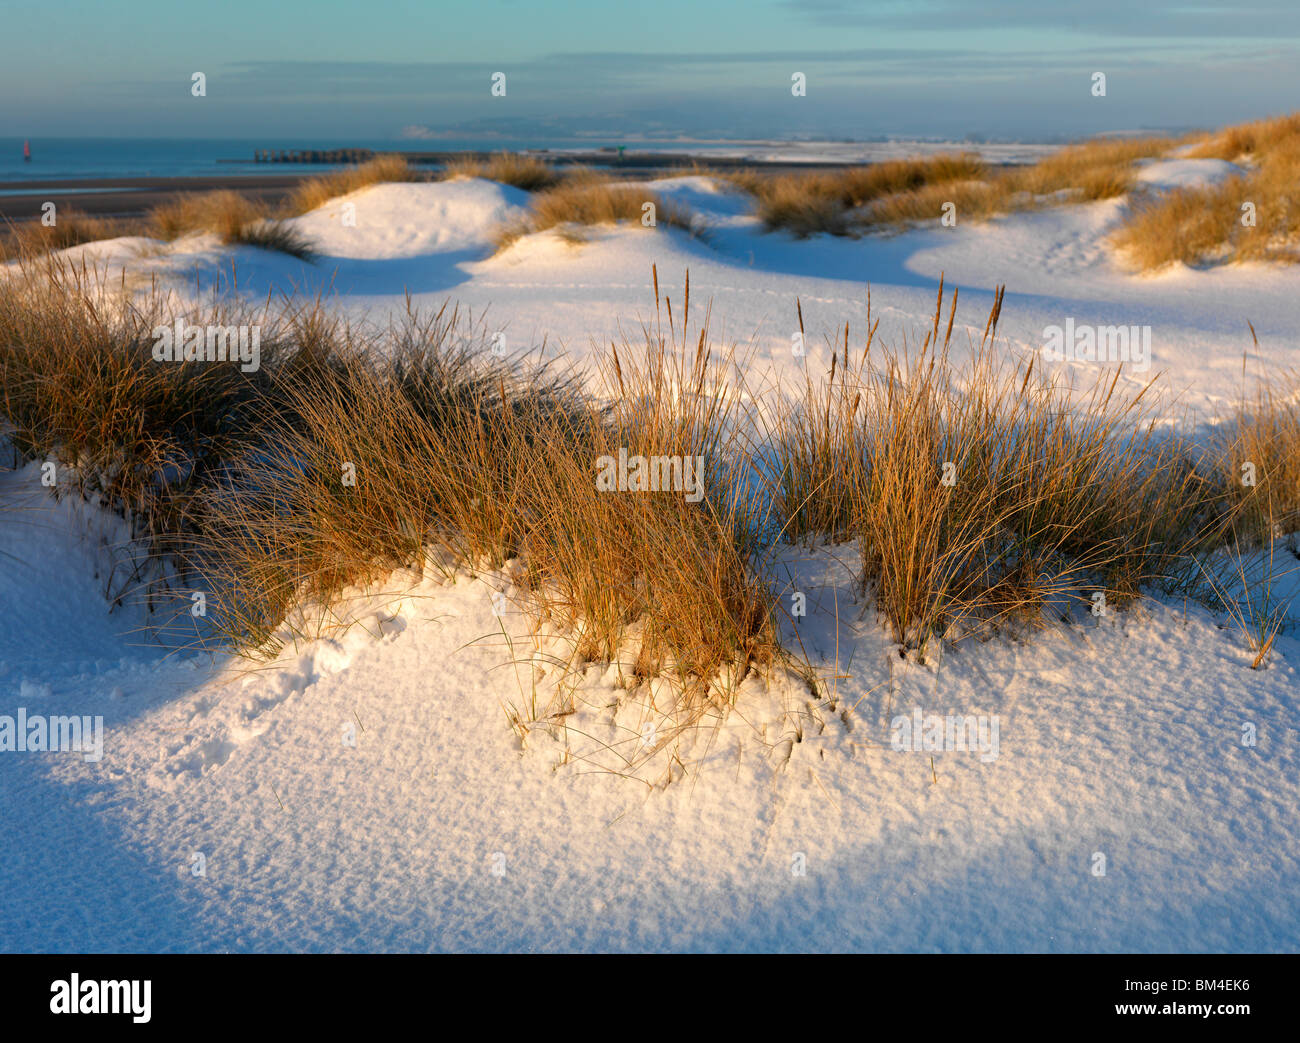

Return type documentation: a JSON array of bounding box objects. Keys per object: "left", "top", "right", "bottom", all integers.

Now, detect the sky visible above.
[{"left": 1, "top": 0, "right": 1298, "bottom": 141}]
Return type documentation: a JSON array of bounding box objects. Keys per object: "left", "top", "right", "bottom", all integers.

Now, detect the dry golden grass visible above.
[
  {"left": 142, "top": 154, "right": 420, "bottom": 256},
  {"left": 148, "top": 190, "right": 316, "bottom": 258},
  {"left": 4, "top": 160, "right": 418, "bottom": 263},
  {"left": 536, "top": 269, "right": 775, "bottom": 678},
  {"left": 1195, "top": 343, "right": 1300, "bottom": 667},
  {"left": 189, "top": 309, "right": 547, "bottom": 650},
  {"left": 768, "top": 280, "right": 1230, "bottom": 650},
  {"left": 0, "top": 253, "right": 775, "bottom": 759},
  {"left": 233, "top": 218, "right": 319, "bottom": 258},
  {"left": 742, "top": 176, "right": 852, "bottom": 237},
  {"left": 861, "top": 179, "right": 1003, "bottom": 228},
  {"left": 183, "top": 277, "right": 778, "bottom": 756},
  {"left": 700, "top": 140, "right": 1177, "bottom": 238},
  {"left": 1114, "top": 117, "right": 1300, "bottom": 269},
  {"left": 693, "top": 119, "right": 1300, "bottom": 269},
  {"left": 1006, "top": 136, "right": 1178, "bottom": 200},
  {"left": 0, "top": 250, "right": 306, "bottom": 608},
  {"left": 286, "top": 154, "right": 418, "bottom": 214},
  {"left": 1112, "top": 176, "right": 1251, "bottom": 269},
  {"left": 439, "top": 152, "right": 562, "bottom": 191},
  {"left": 1215, "top": 348, "right": 1300, "bottom": 540},
  {"left": 149, "top": 190, "right": 265, "bottom": 241},
  {"left": 493, "top": 182, "right": 700, "bottom": 251},
  {"left": 1186, "top": 112, "right": 1300, "bottom": 161},
  {"left": 726, "top": 153, "right": 986, "bottom": 237},
  {"left": 0, "top": 210, "right": 130, "bottom": 261},
  {"left": 4, "top": 250, "right": 1297, "bottom": 728}
]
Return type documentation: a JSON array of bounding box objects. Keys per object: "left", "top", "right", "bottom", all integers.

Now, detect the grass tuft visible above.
[
  {"left": 3, "top": 253, "right": 1297, "bottom": 751},
  {"left": 286, "top": 154, "right": 418, "bottom": 215},
  {"left": 1114, "top": 116, "right": 1300, "bottom": 269},
  {"left": 493, "top": 182, "right": 701, "bottom": 251},
  {"left": 765, "top": 281, "right": 1237, "bottom": 650},
  {"left": 148, "top": 190, "right": 316, "bottom": 258},
  {"left": 1, "top": 209, "right": 129, "bottom": 261},
  {"left": 439, "top": 152, "right": 562, "bottom": 191}
]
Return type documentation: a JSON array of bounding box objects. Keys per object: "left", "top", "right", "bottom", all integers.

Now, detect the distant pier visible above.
[
  {"left": 228, "top": 148, "right": 857, "bottom": 175},
  {"left": 249, "top": 148, "right": 378, "bottom": 164}
]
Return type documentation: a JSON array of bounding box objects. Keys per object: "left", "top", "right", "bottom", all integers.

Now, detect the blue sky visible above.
[{"left": 2, "top": 0, "right": 1298, "bottom": 140}]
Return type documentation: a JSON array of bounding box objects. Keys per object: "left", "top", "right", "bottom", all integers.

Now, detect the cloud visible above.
[
  {"left": 16, "top": 34, "right": 1298, "bottom": 140},
  {"left": 783, "top": 0, "right": 1300, "bottom": 38},
  {"left": 88, "top": 36, "right": 1276, "bottom": 106}
]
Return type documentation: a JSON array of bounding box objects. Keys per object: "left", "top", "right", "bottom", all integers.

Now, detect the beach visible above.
[
  {"left": 0, "top": 146, "right": 1041, "bottom": 222},
  {"left": 0, "top": 162, "right": 837, "bottom": 223},
  {"left": 1, "top": 173, "right": 325, "bottom": 222},
  {"left": 2, "top": 142, "right": 1299, "bottom": 953}
]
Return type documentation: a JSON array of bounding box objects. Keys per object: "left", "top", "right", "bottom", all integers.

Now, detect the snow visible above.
[
  {"left": 3, "top": 159, "right": 1299, "bottom": 952},
  {"left": 544, "top": 139, "right": 1062, "bottom": 167},
  {"left": 292, "top": 179, "right": 530, "bottom": 260},
  {"left": 1134, "top": 158, "right": 1245, "bottom": 191},
  {"left": 63, "top": 171, "right": 1300, "bottom": 422}
]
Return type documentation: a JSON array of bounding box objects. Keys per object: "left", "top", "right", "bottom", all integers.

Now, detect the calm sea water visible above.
[
  {"left": 0, "top": 137, "right": 614, "bottom": 183},
  {"left": 0, "top": 136, "right": 1057, "bottom": 188}
]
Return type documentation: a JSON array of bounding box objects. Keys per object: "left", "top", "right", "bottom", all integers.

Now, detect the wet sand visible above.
[
  {"left": 1, "top": 153, "right": 1027, "bottom": 227},
  {"left": 0, "top": 174, "right": 315, "bottom": 222},
  {"left": 0, "top": 154, "right": 864, "bottom": 223}
]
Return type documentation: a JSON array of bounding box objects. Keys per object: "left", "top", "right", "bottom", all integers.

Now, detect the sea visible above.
[
  {"left": 0, "top": 137, "right": 562, "bottom": 184},
  {"left": 0, "top": 136, "right": 1059, "bottom": 186}
]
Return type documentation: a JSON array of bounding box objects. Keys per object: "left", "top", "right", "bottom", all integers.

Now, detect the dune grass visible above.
[
  {"left": 1186, "top": 111, "right": 1300, "bottom": 163},
  {"left": 766, "top": 280, "right": 1232, "bottom": 651},
  {"left": 1112, "top": 175, "right": 1252, "bottom": 269},
  {"left": 148, "top": 190, "right": 262, "bottom": 241},
  {"left": 439, "top": 152, "right": 562, "bottom": 191},
  {"left": 191, "top": 279, "right": 778, "bottom": 705},
  {"left": 493, "top": 181, "right": 701, "bottom": 251},
  {"left": 859, "top": 179, "right": 1004, "bottom": 229},
  {"left": 0, "top": 209, "right": 130, "bottom": 261},
  {"left": 720, "top": 152, "right": 987, "bottom": 237},
  {"left": 1114, "top": 115, "right": 1300, "bottom": 269},
  {"left": 49, "top": 155, "right": 424, "bottom": 261},
  {"left": 148, "top": 190, "right": 316, "bottom": 259},
  {"left": 141, "top": 155, "right": 421, "bottom": 257},
  {"left": 3, "top": 198, "right": 317, "bottom": 263},
  {"left": 1006, "top": 136, "right": 1178, "bottom": 200},
  {"left": 1215, "top": 344, "right": 1300, "bottom": 541},
  {"left": 0, "top": 253, "right": 779, "bottom": 762},
  {"left": 0, "top": 250, "right": 302, "bottom": 608},
  {"left": 8, "top": 115, "right": 1300, "bottom": 272},
  {"left": 705, "top": 141, "right": 1177, "bottom": 238},
  {"left": 702, "top": 135, "right": 1182, "bottom": 238},
  {"left": 96, "top": 155, "right": 422, "bottom": 261},
  {"left": 461, "top": 123, "right": 1289, "bottom": 264},
  {"left": 3, "top": 252, "right": 1297, "bottom": 736},
  {"left": 686, "top": 116, "right": 1300, "bottom": 270},
  {"left": 1195, "top": 343, "right": 1300, "bottom": 666},
  {"left": 286, "top": 154, "right": 419, "bottom": 214}
]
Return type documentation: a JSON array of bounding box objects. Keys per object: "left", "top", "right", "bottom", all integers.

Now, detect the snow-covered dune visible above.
[
  {"left": 81, "top": 171, "right": 1300, "bottom": 421},
  {"left": 288, "top": 179, "right": 530, "bottom": 260},
  {"left": 1134, "top": 157, "right": 1245, "bottom": 191},
  {"left": 2, "top": 457, "right": 1298, "bottom": 952},
  {"left": 3, "top": 170, "right": 1298, "bottom": 953}
]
